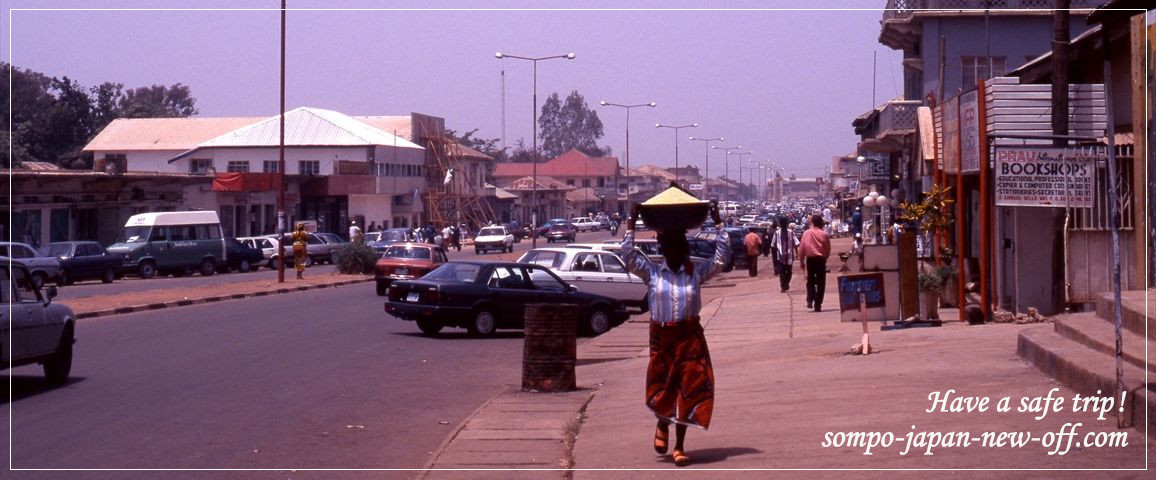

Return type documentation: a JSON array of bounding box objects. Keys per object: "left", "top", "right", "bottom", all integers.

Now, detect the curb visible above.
[{"left": 74, "top": 278, "right": 374, "bottom": 320}]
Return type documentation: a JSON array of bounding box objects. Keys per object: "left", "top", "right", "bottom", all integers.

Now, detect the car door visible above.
[
  {"left": 5, "top": 265, "right": 48, "bottom": 359},
  {"left": 597, "top": 253, "right": 647, "bottom": 303},
  {"left": 566, "top": 251, "right": 610, "bottom": 297},
  {"left": 0, "top": 264, "right": 30, "bottom": 360},
  {"left": 76, "top": 243, "right": 102, "bottom": 278},
  {"left": 486, "top": 265, "right": 537, "bottom": 324}
]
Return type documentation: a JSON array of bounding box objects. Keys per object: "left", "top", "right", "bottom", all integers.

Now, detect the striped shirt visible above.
[{"left": 621, "top": 230, "right": 731, "bottom": 324}]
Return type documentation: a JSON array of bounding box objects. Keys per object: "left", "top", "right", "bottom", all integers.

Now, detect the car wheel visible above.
[
  {"left": 585, "top": 307, "right": 612, "bottom": 336},
  {"left": 101, "top": 266, "right": 116, "bottom": 284},
  {"left": 639, "top": 297, "right": 650, "bottom": 314},
  {"left": 417, "top": 319, "right": 443, "bottom": 336},
  {"left": 474, "top": 248, "right": 481, "bottom": 255},
  {"left": 329, "top": 251, "right": 339, "bottom": 264},
  {"left": 139, "top": 261, "right": 157, "bottom": 279},
  {"left": 43, "top": 325, "right": 73, "bottom": 384},
  {"left": 58, "top": 268, "right": 74, "bottom": 286},
  {"left": 30, "top": 271, "right": 47, "bottom": 289},
  {"left": 468, "top": 308, "right": 497, "bottom": 336},
  {"left": 238, "top": 259, "right": 251, "bottom": 273},
  {"left": 199, "top": 258, "right": 216, "bottom": 276},
  {"left": 376, "top": 281, "right": 387, "bottom": 296}
]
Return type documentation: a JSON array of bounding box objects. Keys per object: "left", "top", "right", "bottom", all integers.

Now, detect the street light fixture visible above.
[
  {"left": 656, "top": 122, "right": 698, "bottom": 184},
  {"left": 734, "top": 150, "right": 754, "bottom": 199},
  {"left": 688, "top": 136, "right": 723, "bottom": 198},
  {"left": 600, "top": 100, "right": 656, "bottom": 209},
  {"left": 712, "top": 145, "right": 743, "bottom": 202},
  {"left": 495, "top": 51, "right": 576, "bottom": 248}
]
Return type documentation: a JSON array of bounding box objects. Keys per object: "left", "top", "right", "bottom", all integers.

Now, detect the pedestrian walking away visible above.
[
  {"left": 291, "top": 222, "right": 309, "bottom": 279},
  {"left": 799, "top": 213, "right": 831, "bottom": 311},
  {"left": 450, "top": 225, "right": 462, "bottom": 251},
  {"left": 349, "top": 221, "right": 363, "bottom": 244},
  {"left": 743, "top": 227, "right": 761, "bottom": 277},
  {"left": 771, "top": 217, "right": 800, "bottom": 293},
  {"left": 623, "top": 198, "right": 730, "bottom": 468}
]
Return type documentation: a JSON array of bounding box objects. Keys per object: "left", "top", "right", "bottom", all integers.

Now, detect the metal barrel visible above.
[{"left": 522, "top": 303, "right": 578, "bottom": 392}]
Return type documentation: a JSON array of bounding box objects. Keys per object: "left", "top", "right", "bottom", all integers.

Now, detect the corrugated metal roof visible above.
[
  {"left": 83, "top": 117, "right": 262, "bottom": 151},
  {"left": 199, "top": 107, "right": 423, "bottom": 149}
]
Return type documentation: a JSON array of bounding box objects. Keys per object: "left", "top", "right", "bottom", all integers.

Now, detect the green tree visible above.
[
  {"left": 118, "top": 83, "right": 198, "bottom": 118},
  {"left": 537, "top": 90, "right": 609, "bottom": 159}
]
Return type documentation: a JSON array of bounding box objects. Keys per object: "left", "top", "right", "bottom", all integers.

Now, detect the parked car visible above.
[
  {"left": 374, "top": 243, "right": 449, "bottom": 296},
  {"left": 0, "top": 258, "right": 75, "bottom": 383},
  {"left": 473, "top": 226, "right": 514, "bottom": 254},
  {"left": 274, "top": 232, "right": 333, "bottom": 267},
  {"left": 570, "top": 217, "right": 600, "bottom": 232},
  {"left": 696, "top": 228, "right": 747, "bottom": 271},
  {"left": 221, "top": 238, "right": 265, "bottom": 273},
  {"left": 368, "top": 228, "right": 414, "bottom": 254},
  {"left": 516, "top": 247, "right": 648, "bottom": 312},
  {"left": 631, "top": 237, "right": 716, "bottom": 272},
  {"left": 544, "top": 223, "right": 577, "bottom": 243},
  {"left": 104, "top": 210, "right": 226, "bottom": 279},
  {"left": 0, "top": 242, "right": 62, "bottom": 288},
  {"left": 38, "top": 241, "right": 121, "bottom": 284},
  {"left": 502, "top": 221, "right": 530, "bottom": 242},
  {"left": 385, "top": 261, "right": 629, "bottom": 336},
  {"left": 314, "top": 232, "right": 347, "bottom": 264},
  {"left": 238, "top": 236, "right": 279, "bottom": 265}
]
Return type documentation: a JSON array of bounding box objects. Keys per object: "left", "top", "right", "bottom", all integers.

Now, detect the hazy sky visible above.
[{"left": 3, "top": 1, "right": 906, "bottom": 180}]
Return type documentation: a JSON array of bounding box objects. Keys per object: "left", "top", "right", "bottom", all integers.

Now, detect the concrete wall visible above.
[{"left": 920, "top": 16, "right": 1092, "bottom": 98}]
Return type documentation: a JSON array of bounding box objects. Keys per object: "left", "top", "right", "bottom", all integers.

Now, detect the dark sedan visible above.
[
  {"left": 221, "top": 238, "right": 265, "bottom": 273},
  {"left": 39, "top": 241, "right": 121, "bottom": 285},
  {"left": 385, "top": 261, "right": 629, "bottom": 337},
  {"left": 544, "top": 223, "right": 577, "bottom": 243},
  {"left": 502, "top": 221, "right": 530, "bottom": 242}
]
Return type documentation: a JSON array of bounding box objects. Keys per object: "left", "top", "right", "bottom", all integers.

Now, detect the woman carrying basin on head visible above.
[{"left": 621, "top": 186, "right": 730, "bottom": 467}]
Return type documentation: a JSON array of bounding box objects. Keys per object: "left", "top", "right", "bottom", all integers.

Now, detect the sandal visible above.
[
  {"left": 653, "top": 424, "right": 669, "bottom": 454},
  {"left": 672, "top": 449, "right": 691, "bottom": 467}
]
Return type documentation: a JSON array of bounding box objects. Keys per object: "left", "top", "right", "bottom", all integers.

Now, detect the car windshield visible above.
[
  {"left": 381, "top": 230, "right": 409, "bottom": 243},
  {"left": 118, "top": 226, "right": 151, "bottom": 243},
  {"left": 39, "top": 244, "right": 72, "bottom": 257},
  {"left": 384, "top": 245, "right": 431, "bottom": 260},
  {"left": 478, "top": 227, "right": 503, "bottom": 236},
  {"left": 518, "top": 250, "right": 565, "bottom": 268},
  {"left": 424, "top": 263, "right": 481, "bottom": 283}
]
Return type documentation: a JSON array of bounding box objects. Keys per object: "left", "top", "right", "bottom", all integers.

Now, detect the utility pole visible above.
[{"left": 1049, "top": 1, "right": 1071, "bottom": 313}]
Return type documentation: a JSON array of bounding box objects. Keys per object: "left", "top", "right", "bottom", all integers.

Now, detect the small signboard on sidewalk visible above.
[{"left": 838, "top": 272, "right": 885, "bottom": 312}]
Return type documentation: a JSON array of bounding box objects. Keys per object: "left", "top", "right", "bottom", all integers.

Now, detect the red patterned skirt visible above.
[{"left": 645, "top": 318, "right": 714, "bottom": 429}]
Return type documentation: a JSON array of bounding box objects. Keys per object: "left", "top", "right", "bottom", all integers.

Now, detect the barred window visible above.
[
  {"left": 226, "top": 161, "right": 250, "bottom": 173},
  {"left": 299, "top": 160, "right": 320, "bottom": 175}
]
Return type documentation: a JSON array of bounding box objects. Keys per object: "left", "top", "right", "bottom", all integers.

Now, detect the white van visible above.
[{"left": 105, "top": 211, "right": 226, "bottom": 278}]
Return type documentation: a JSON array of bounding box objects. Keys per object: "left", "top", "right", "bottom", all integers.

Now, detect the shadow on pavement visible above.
[
  {"left": 673, "top": 446, "right": 763, "bottom": 465},
  {"left": 4, "top": 376, "right": 87, "bottom": 404},
  {"left": 392, "top": 331, "right": 525, "bottom": 340}
]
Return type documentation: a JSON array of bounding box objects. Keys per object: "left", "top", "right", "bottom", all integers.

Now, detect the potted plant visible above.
[{"left": 917, "top": 263, "right": 954, "bottom": 320}]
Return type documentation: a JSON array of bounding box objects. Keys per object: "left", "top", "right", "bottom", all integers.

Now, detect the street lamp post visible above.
[
  {"left": 495, "top": 51, "right": 576, "bottom": 248},
  {"left": 689, "top": 136, "right": 723, "bottom": 198},
  {"left": 734, "top": 151, "right": 754, "bottom": 200},
  {"left": 712, "top": 145, "right": 742, "bottom": 202},
  {"left": 600, "top": 100, "right": 656, "bottom": 209},
  {"left": 656, "top": 123, "right": 698, "bottom": 185}
]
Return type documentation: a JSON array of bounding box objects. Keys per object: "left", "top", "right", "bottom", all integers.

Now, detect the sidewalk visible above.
[
  {"left": 424, "top": 241, "right": 1154, "bottom": 478},
  {"left": 65, "top": 272, "right": 373, "bottom": 319}
]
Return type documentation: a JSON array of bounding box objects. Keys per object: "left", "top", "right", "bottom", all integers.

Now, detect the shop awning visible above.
[{"left": 212, "top": 172, "right": 280, "bottom": 192}]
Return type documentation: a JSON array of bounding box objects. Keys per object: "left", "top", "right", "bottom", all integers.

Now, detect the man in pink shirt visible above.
[{"left": 799, "top": 214, "right": 832, "bottom": 312}]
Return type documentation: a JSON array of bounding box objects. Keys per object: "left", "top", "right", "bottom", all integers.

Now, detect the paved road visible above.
[
  {"left": 3, "top": 282, "right": 530, "bottom": 474},
  {"left": 56, "top": 229, "right": 625, "bottom": 301}
]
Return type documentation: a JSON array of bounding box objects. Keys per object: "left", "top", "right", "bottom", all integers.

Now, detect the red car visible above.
[{"left": 374, "top": 243, "right": 449, "bottom": 296}]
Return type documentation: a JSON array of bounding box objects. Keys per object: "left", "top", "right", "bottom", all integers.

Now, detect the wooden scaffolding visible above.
[{"left": 422, "top": 134, "right": 495, "bottom": 230}]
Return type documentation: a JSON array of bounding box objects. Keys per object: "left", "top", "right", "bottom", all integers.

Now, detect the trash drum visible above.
[{"left": 522, "top": 303, "right": 578, "bottom": 392}]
